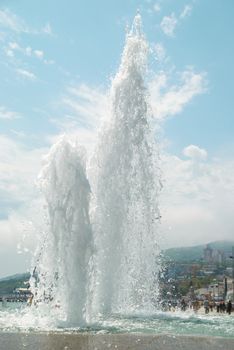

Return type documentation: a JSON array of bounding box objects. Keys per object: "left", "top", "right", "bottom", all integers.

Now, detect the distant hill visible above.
[
  {"left": 1, "top": 240, "right": 233, "bottom": 294},
  {"left": 0, "top": 273, "right": 30, "bottom": 282},
  {"left": 164, "top": 240, "right": 234, "bottom": 262},
  {"left": 0, "top": 272, "right": 30, "bottom": 296}
]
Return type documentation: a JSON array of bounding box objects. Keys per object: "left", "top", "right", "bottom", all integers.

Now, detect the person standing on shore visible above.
[
  {"left": 227, "top": 300, "right": 232, "bottom": 315},
  {"left": 204, "top": 300, "right": 209, "bottom": 314}
]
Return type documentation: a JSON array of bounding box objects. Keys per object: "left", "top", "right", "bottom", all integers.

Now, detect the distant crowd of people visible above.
[
  {"left": 162, "top": 298, "right": 233, "bottom": 315},
  {"left": 203, "top": 299, "right": 233, "bottom": 315}
]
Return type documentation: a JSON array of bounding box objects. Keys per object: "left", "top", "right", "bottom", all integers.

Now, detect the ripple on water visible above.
[{"left": 0, "top": 305, "right": 234, "bottom": 338}]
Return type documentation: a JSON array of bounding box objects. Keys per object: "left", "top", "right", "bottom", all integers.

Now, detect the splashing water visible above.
[
  {"left": 31, "top": 137, "right": 93, "bottom": 326},
  {"left": 88, "top": 14, "right": 161, "bottom": 318},
  {"left": 0, "top": 15, "right": 162, "bottom": 330}
]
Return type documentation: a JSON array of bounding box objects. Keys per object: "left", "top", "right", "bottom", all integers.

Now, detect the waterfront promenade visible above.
[{"left": 0, "top": 332, "right": 234, "bottom": 350}]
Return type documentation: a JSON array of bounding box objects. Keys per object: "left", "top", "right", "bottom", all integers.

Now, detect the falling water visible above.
[
  {"left": 30, "top": 14, "right": 161, "bottom": 326},
  {"left": 89, "top": 14, "right": 161, "bottom": 318},
  {"left": 31, "top": 137, "right": 93, "bottom": 326}
]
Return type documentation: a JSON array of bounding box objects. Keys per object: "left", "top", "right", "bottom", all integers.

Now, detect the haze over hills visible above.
[
  {"left": 0, "top": 273, "right": 30, "bottom": 283},
  {"left": 164, "top": 240, "right": 234, "bottom": 262},
  {"left": 0, "top": 241, "right": 233, "bottom": 296}
]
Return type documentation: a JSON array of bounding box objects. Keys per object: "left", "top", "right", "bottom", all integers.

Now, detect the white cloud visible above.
[
  {"left": 0, "top": 8, "right": 26, "bottom": 32},
  {"left": 149, "top": 69, "right": 207, "bottom": 120},
  {"left": 16, "top": 68, "right": 36, "bottom": 80},
  {"left": 160, "top": 150, "right": 234, "bottom": 247},
  {"left": 0, "top": 213, "right": 25, "bottom": 248},
  {"left": 43, "top": 59, "right": 55, "bottom": 65},
  {"left": 42, "top": 22, "right": 53, "bottom": 36},
  {"left": 0, "top": 135, "right": 45, "bottom": 275},
  {"left": 8, "top": 41, "right": 20, "bottom": 50},
  {"left": 50, "top": 70, "right": 206, "bottom": 151},
  {"left": 47, "top": 128, "right": 97, "bottom": 154},
  {"left": 0, "top": 9, "right": 54, "bottom": 39},
  {"left": 0, "top": 213, "right": 29, "bottom": 276},
  {"left": 64, "top": 84, "right": 109, "bottom": 127},
  {"left": 25, "top": 46, "right": 32, "bottom": 56},
  {"left": 10, "top": 130, "right": 26, "bottom": 138},
  {"left": 6, "top": 42, "right": 45, "bottom": 60},
  {"left": 0, "top": 106, "right": 21, "bottom": 120},
  {"left": 5, "top": 48, "right": 14, "bottom": 57},
  {"left": 0, "top": 201, "right": 44, "bottom": 277},
  {"left": 160, "top": 13, "right": 178, "bottom": 37},
  {"left": 34, "top": 49, "right": 44, "bottom": 59},
  {"left": 4, "top": 42, "right": 21, "bottom": 57},
  {"left": 183, "top": 144, "right": 207, "bottom": 161},
  {"left": 0, "top": 198, "right": 45, "bottom": 277},
  {"left": 4, "top": 40, "right": 53, "bottom": 68},
  {"left": 0, "top": 135, "right": 46, "bottom": 203},
  {"left": 50, "top": 84, "right": 109, "bottom": 152},
  {"left": 153, "top": 43, "right": 166, "bottom": 62},
  {"left": 0, "top": 135, "right": 48, "bottom": 275},
  {"left": 153, "top": 3, "right": 161, "bottom": 12},
  {"left": 161, "top": 4, "right": 193, "bottom": 37},
  {"left": 180, "top": 4, "right": 193, "bottom": 19}
]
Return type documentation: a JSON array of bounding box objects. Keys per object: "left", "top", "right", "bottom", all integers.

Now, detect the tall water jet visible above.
[
  {"left": 89, "top": 15, "right": 161, "bottom": 317},
  {"left": 30, "top": 14, "right": 161, "bottom": 326},
  {"left": 31, "top": 136, "right": 93, "bottom": 326}
]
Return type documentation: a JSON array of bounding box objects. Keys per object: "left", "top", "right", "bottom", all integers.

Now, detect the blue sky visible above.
[
  {"left": 0, "top": 0, "right": 234, "bottom": 277},
  {"left": 0, "top": 0, "right": 233, "bottom": 154}
]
